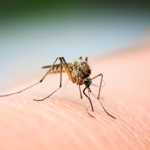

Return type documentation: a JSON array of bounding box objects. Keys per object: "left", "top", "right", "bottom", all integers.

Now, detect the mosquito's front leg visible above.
[
  {"left": 92, "top": 74, "right": 116, "bottom": 119},
  {"left": 91, "top": 74, "right": 103, "bottom": 99},
  {"left": 76, "top": 72, "right": 94, "bottom": 117},
  {"left": 0, "top": 57, "right": 59, "bottom": 97}
]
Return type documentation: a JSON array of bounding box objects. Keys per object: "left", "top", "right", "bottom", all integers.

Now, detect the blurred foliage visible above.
[{"left": 0, "top": 0, "right": 150, "bottom": 18}]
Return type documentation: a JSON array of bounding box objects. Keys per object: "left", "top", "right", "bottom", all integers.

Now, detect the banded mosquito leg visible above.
[
  {"left": 33, "top": 57, "right": 63, "bottom": 101},
  {"left": 91, "top": 74, "right": 116, "bottom": 119},
  {"left": 0, "top": 57, "right": 59, "bottom": 97}
]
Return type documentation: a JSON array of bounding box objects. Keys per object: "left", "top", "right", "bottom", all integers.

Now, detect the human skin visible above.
[{"left": 0, "top": 45, "right": 150, "bottom": 150}]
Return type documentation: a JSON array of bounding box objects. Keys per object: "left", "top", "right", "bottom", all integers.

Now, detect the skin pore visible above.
[{"left": 0, "top": 44, "right": 150, "bottom": 150}]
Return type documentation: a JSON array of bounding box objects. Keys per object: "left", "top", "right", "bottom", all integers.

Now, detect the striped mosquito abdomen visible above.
[
  {"left": 42, "top": 63, "right": 71, "bottom": 74},
  {"left": 48, "top": 65, "right": 65, "bottom": 74}
]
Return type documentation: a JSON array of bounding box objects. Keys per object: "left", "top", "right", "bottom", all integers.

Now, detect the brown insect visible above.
[{"left": 0, "top": 56, "right": 116, "bottom": 119}]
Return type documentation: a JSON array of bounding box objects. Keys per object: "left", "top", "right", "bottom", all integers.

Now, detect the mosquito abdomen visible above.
[
  {"left": 42, "top": 64, "right": 67, "bottom": 74},
  {"left": 50, "top": 65, "right": 66, "bottom": 74}
]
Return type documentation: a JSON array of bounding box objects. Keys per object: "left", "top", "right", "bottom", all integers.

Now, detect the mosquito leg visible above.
[
  {"left": 76, "top": 73, "right": 83, "bottom": 99},
  {"left": 33, "top": 86, "right": 61, "bottom": 101},
  {"left": 79, "top": 85, "right": 83, "bottom": 99},
  {"left": 91, "top": 74, "right": 116, "bottom": 119},
  {"left": 33, "top": 57, "right": 63, "bottom": 101},
  {"left": 80, "top": 98, "right": 95, "bottom": 118},
  {"left": 91, "top": 74, "right": 103, "bottom": 99},
  {"left": 98, "top": 99, "right": 116, "bottom": 119},
  {"left": 0, "top": 82, "right": 41, "bottom": 97},
  {"left": 77, "top": 76, "right": 94, "bottom": 117},
  {"left": 61, "top": 57, "right": 75, "bottom": 83},
  {"left": 0, "top": 57, "right": 59, "bottom": 97},
  {"left": 34, "top": 57, "right": 75, "bottom": 101}
]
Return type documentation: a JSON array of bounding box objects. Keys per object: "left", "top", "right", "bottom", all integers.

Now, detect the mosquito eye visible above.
[{"left": 84, "top": 80, "right": 90, "bottom": 85}]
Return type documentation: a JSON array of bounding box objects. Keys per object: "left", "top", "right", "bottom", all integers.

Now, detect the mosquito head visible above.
[{"left": 83, "top": 77, "right": 92, "bottom": 88}]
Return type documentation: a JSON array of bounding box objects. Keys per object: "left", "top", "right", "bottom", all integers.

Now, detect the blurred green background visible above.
[{"left": 0, "top": 1, "right": 150, "bottom": 92}]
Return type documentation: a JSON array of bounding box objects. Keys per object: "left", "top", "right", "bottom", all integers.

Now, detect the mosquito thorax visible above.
[{"left": 83, "top": 77, "right": 92, "bottom": 87}]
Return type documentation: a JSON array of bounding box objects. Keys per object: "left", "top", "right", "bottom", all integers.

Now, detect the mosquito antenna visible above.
[
  {"left": 98, "top": 100, "right": 116, "bottom": 119},
  {"left": 91, "top": 84, "right": 99, "bottom": 87},
  {"left": 83, "top": 87, "right": 94, "bottom": 111}
]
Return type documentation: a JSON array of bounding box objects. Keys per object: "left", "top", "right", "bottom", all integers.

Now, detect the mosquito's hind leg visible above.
[
  {"left": 34, "top": 57, "right": 76, "bottom": 101},
  {"left": 0, "top": 57, "right": 60, "bottom": 97},
  {"left": 33, "top": 57, "right": 63, "bottom": 101}
]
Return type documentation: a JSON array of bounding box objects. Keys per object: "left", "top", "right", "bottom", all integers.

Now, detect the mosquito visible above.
[{"left": 0, "top": 56, "right": 116, "bottom": 119}]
